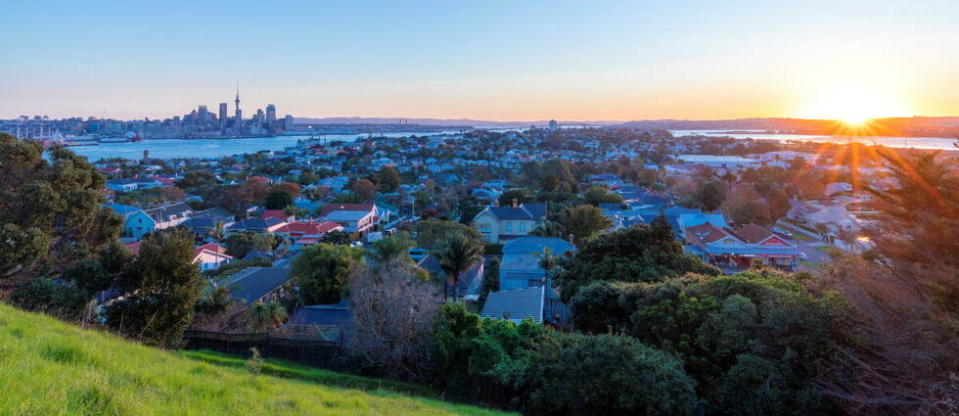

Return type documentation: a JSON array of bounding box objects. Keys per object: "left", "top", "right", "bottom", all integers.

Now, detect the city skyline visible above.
[{"left": 3, "top": 1, "right": 959, "bottom": 121}]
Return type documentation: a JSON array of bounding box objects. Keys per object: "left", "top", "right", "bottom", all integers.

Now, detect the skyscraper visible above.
[
  {"left": 266, "top": 104, "right": 276, "bottom": 124},
  {"left": 234, "top": 84, "right": 242, "bottom": 126},
  {"left": 218, "top": 102, "right": 228, "bottom": 128}
]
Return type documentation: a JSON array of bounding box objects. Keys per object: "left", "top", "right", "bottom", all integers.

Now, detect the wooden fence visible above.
[{"left": 183, "top": 329, "right": 349, "bottom": 369}]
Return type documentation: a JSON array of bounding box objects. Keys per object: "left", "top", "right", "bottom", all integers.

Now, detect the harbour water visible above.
[
  {"left": 669, "top": 130, "right": 958, "bottom": 151},
  {"left": 68, "top": 128, "right": 958, "bottom": 161},
  {"left": 69, "top": 131, "right": 463, "bottom": 161}
]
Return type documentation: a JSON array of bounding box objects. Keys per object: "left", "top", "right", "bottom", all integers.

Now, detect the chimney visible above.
[{"left": 512, "top": 198, "right": 519, "bottom": 208}]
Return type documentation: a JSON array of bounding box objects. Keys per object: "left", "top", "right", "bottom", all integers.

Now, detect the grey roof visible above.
[
  {"left": 181, "top": 216, "right": 214, "bottom": 230},
  {"left": 480, "top": 286, "right": 545, "bottom": 323},
  {"left": 288, "top": 301, "right": 352, "bottom": 327},
  {"left": 227, "top": 217, "right": 283, "bottom": 231},
  {"left": 145, "top": 202, "right": 192, "bottom": 222},
  {"left": 502, "top": 237, "right": 575, "bottom": 255},
  {"left": 223, "top": 267, "right": 290, "bottom": 305},
  {"left": 484, "top": 203, "right": 547, "bottom": 221}
]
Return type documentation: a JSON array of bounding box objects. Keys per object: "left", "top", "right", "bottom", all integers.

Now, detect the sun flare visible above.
[{"left": 796, "top": 85, "right": 911, "bottom": 125}]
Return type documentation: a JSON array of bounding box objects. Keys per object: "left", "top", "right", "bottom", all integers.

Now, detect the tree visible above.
[
  {"left": 348, "top": 258, "right": 438, "bottom": 380},
  {"left": 249, "top": 301, "right": 288, "bottom": 332},
  {"left": 479, "top": 257, "right": 500, "bottom": 305},
  {"left": 557, "top": 205, "right": 611, "bottom": 245},
  {"left": 264, "top": 190, "right": 293, "bottom": 210},
  {"left": 377, "top": 165, "right": 401, "bottom": 193},
  {"left": 0, "top": 135, "right": 123, "bottom": 288},
  {"left": 291, "top": 243, "right": 363, "bottom": 304},
  {"left": 556, "top": 218, "right": 720, "bottom": 301},
  {"left": 435, "top": 234, "right": 484, "bottom": 301},
  {"left": 497, "top": 188, "right": 534, "bottom": 207},
  {"left": 105, "top": 229, "right": 204, "bottom": 347},
  {"left": 270, "top": 181, "right": 302, "bottom": 199},
  {"left": 225, "top": 231, "right": 274, "bottom": 259},
  {"left": 367, "top": 233, "right": 415, "bottom": 266},
  {"left": 413, "top": 219, "right": 484, "bottom": 251},
  {"left": 175, "top": 171, "right": 218, "bottom": 190},
  {"left": 584, "top": 186, "right": 624, "bottom": 206},
  {"left": 692, "top": 181, "right": 725, "bottom": 212},
  {"left": 351, "top": 178, "right": 377, "bottom": 201}
]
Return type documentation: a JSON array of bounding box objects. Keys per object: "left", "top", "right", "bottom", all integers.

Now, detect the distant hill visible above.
[
  {"left": 294, "top": 116, "right": 620, "bottom": 128},
  {"left": 0, "top": 303, "right": 511, "bottom": 416},
  {"left": 619, "top": 117, "right": 959, "bottom": 138}
]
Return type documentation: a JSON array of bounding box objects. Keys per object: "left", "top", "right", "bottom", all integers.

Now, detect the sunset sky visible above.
[{"left": 3, "top": 0, "right": 958, "bottom": 121}]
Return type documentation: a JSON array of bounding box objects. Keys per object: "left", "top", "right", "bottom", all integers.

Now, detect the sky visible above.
[{"left": 3, "top": 0, "right": 958, "bottom": 121}]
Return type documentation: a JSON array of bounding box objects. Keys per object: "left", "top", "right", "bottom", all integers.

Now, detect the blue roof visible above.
[
  {"left": 484, "top": 203, "right": 547, "bottom": 221},
  {"left": 480, "top": 286, "right": 545, "bottom": 323},
  {"left": 288, "top": 301, "right": 352, "bottom": 327},
  {"left": 223, "top": 267, "right": 290, "bottom": 305},
  {"left": 104, "top": 203, "right": 143, "bottom": 216},
  {"left": 503, "top": 236, "right": 575, "bottom": 255}
]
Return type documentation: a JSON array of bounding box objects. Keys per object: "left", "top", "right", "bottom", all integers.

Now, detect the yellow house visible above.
[{"left": 471, "top": 202, "right": 547, "bottom": 243}]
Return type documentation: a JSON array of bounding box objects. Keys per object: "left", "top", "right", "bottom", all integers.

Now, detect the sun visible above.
[{"left": 795, "top": 85, "right": 911, "bottom": 125}]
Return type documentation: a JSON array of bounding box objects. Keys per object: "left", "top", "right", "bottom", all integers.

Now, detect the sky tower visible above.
[{"left": 234, "top": 83, "right": 242, "bottom": 125}]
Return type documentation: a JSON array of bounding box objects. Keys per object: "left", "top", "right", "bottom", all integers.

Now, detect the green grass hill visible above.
[{"left": 0, "top": 303, "right": 512, "bottom": 416}]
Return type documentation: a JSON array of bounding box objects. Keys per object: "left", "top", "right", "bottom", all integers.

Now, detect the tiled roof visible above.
[
  {"left": 262, "top": 210, "right": 288, "bottom": 220},
  {"left": 734, "top": 223, "right": 776, "bottom": 244},
  {"left": 685, "top": 223, "right": 734, "bottom": 245},
  {"left": 480, "top": 287, "right": 545, "bottom": 323}
]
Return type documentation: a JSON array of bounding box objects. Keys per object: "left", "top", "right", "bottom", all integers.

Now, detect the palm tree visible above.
[
  {"left": 538, "top": 247, "right": 560, "bottom": 292},
  {"left": 196, "top": 283, "right": 237, "bottom": 317},
  {"left": 436, "top": 234, "right": 483, "bottom": 302},
  {"left": 250, "top": 301, "right": 288, "bottom": 333}
]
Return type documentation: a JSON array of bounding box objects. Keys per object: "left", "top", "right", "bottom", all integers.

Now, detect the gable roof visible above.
[
  {"left": 480, "top": 287, "right": 545, "bottom": 323},
  {"left": 145, "top": 202, "right": 192, "bottom": 222},
  {"left": 685, "top": 223, "right": 737, "bottom": 245},
  {"left": 105, "top": 203, "right": 146, "bottom": 218},
  {"left": 319, "top": 203, "right": 375, "bottom": 217},
  {"left": 288, "top": 301, "right": 352, "bottom": 327},
  {"left": 274, "top": 221, "right": 342, "bottom": 235},
  {"left": 481, "top": 203, "right": 547, "bottom": 221},
  {"left": 227, "top": 217, "right": 284, "bottom": 231},
  {"left": 194, "top": 243, "right": 230, "bottom": 258},
  {"left": 223, "top": 267, "right": 290, "bottom": 304},
  {"left": 734, "top": 223, "right": 778, "bottom": 244}
]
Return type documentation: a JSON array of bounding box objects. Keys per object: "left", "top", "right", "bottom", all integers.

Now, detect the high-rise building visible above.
[
  {"left": 266, "top": 104, "right": 277, "bottom": 124},
  {"left": 198, "top": 105, "right": 210, "bottom": 123},
  {"left": 256, "top": 108, "right": 264, "bottom": 122},
  {"left": 234, "top": 84, "right": 242, "bottom": 125},
  {"left": 218, "top": 102, "right": 228, "bottom": 128},
  {"left": 284, "top": 114, "right": 294, "bottom": 131}
]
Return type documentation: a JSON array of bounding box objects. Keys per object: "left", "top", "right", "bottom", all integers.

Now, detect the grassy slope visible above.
[{"left": 0, "top": 303, "right": 511, "bottom": 416}]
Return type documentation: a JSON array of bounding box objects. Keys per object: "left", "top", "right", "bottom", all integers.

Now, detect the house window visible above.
[
  {"left": 505, "top": 222, "right": 512, "bottom": 232},
  {"left": 520, "top": 223, "right": 527, "bottom": 232}
]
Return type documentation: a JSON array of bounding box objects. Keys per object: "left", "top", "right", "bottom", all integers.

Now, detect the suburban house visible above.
[
  {"left": 319, "top": 203, "right": 378, "bottom": 234},
  {"left": 415, "top": 254, "right": 485, "bottom": 301},
  {"left": 193, "top": 243, "right": 233, "bottom": 271},
  {"left": 105, "top": 203, "right": 156, "bottom": 241},
  {"left": 498, "top": 237, "right": 575, "bottom": 291},
  {"left": 105, "top": 177, "right": 163, "bottom": 193},
  {"left": 222, "top": 267, "right": 292, "bottom": 306},
  {"left": 471, "top": 202, "right": 547, "bottom": 243},
  {"left": 262, "top": 209, "right": 293, "bottom": 222},
  {"left": 145, "top": 202, "right": 193, "bottom": 230},
  {"left": 282, "top": 301, "right": 353, "bottom": 344},
  {"left": 274, "top": 221, "right": 344, "bottom": 248},
  {"left": 480, "top": 286, "right": 545, "bottom": 323},
  {"left": 226, "top": 217, "right": 287, "bottom": 234},
  {"left": 684, "top": 223, "right": 800, "bottom": 272}
]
